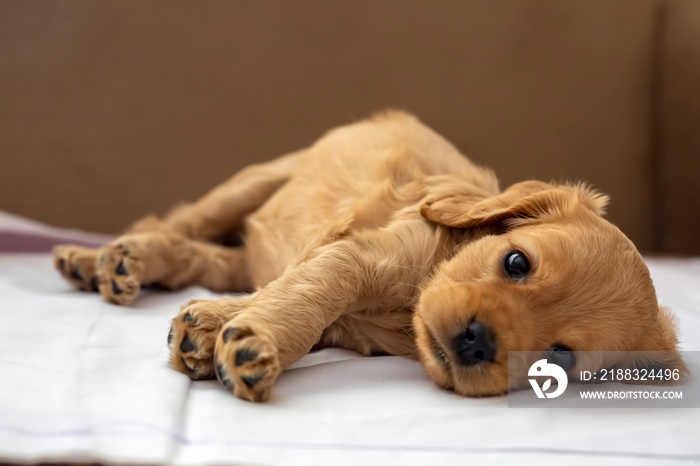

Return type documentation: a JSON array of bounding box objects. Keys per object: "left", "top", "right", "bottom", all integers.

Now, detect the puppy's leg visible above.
[
  {"left": 211, "top": 224, "right": 432, "bottom": 402},
  {"left": 168, "top": 295, "right": 254, "bottom": 380},
  {"left": 53, "top": 151, "right": 302, "bottom": 295},
  {"left": 159, "top": 151, "right": 303, "bottom": 240},
  {"left": 95, "top": 231, "right": 252, "bottom": 305}
]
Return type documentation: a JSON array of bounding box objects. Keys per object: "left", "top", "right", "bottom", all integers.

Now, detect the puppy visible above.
[{"left": 54, "top": 111, "right": 683, "bottom": 402}]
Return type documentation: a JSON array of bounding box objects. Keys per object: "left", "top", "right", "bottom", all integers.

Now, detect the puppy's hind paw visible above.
[
  {"left": 96, "top": 241, "right": 144, "bottom": 305},
  {"left": 214, "top": 322, "right": 281, "bottom": 402},
  {"left": 53, "top": 245, "right": 99, "bottom": 292}
]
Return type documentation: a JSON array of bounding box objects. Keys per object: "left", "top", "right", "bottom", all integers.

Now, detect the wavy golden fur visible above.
[{"left": 54, "top": 111, "right": 683, "bottom": 401}]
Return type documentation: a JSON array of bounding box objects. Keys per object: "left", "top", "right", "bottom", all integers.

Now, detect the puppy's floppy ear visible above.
[
  {"left": 616, "top": 306, "right": 687, "bottom": 381},
  {"left": 420, "top": 180, "right": 609, "bottom": 229}
]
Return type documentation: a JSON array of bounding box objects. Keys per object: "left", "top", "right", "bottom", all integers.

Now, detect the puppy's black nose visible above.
[{"left": 453, "top": 321, "right": 496, "bottom": 366}]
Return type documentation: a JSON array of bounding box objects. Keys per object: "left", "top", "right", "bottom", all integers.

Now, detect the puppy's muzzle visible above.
[{"left": 452, "top": 321, "right": 497, "bottom": 366}]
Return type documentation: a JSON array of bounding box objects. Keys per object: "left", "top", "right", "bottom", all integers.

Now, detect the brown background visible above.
[{"left": 1, "top": 0, "right": 699, "bottom": 254}]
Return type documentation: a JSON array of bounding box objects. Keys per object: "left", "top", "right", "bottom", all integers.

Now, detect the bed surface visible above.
[{"left": 1, "top": 212, "right": 699, "bottom": 465}]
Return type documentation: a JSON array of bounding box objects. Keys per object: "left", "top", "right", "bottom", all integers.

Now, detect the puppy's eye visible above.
[
  {"left": 504, "top": 250, "right": 530, "bottom": 280},
  {"left": 548, "top": 345, "right": 576, "bottom": 371}
]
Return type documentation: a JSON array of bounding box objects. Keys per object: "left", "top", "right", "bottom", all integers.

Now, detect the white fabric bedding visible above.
[{"left": 1, "top": 214, "right": 699, "bottom": 465}]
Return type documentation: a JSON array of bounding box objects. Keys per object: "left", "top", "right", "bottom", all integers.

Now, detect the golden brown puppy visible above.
[{"left": 54, "top": 111, "right": 683, "bottom": 402}]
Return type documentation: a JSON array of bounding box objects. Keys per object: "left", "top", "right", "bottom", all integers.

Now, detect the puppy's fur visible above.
[{"left": 54, "top": 111, "right": 683, "bottom": 401}]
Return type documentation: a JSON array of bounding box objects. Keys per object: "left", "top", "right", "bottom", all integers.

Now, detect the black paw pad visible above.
[
  {"left": 180, "top": 357, "right": 193, "bottom": 374},
  {"left": 223, "top": 327, "right": 242, "bottom": 343},
  {"left": 215, "top": 361, "right": 232, "bottom": 388},
  {"left": 115, "top": 261, "right": 128, "bottom": 276},
  {"left": 183, "top": 313, "right": 194, "bottom": 323},
  {"left": 235, "top": 348, "right": 259, "bottom": 366},
  {"left": 241, "top": 374, "right": 264, "bottom": 388},
  {"left": 168, "top": 326, "right": 174, "bottom": 345},
  {"left": 71, "top": 270, "right": 83, "bottom": 281},
  {"left": 180, "top": 336, "right": 196, "bottom": 353},
  {"left": 111, "top": 280, "right": 123, "bottom": 295}
]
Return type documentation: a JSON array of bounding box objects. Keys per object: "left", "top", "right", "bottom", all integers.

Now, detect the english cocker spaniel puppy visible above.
[{"left": 55, "top": 111, "right": 683, "bottom": 401}]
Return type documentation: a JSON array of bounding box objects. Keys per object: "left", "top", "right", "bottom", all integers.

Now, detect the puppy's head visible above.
[{"left": 415, "top": 181, "right": 684, "bottom": 396}]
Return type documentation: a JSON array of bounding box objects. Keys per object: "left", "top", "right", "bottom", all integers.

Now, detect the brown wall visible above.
[
  {"left": 1, "top": 0, "right": 693, "bottom": 253},
  {"left": 660, "top": 0, "right": 700, "bottom": 255}
]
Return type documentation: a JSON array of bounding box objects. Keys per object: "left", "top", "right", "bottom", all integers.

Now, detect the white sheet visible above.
[{"left": 1, "top": 219, "right": 699, "bottom": 465}]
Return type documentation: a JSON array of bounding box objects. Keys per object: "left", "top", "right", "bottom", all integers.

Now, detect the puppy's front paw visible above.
[
  {"left": 96, "top": 241, "right": 145, "bottom": 305},
  {"left": 169, "top": 298, "right": 249, "bottom": 380},
  {"left": 53, "top": 245, "right": 99, "bottom": 291},
  {"left": 214, "top": 321, "right": 281, "bottom": 402}
]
